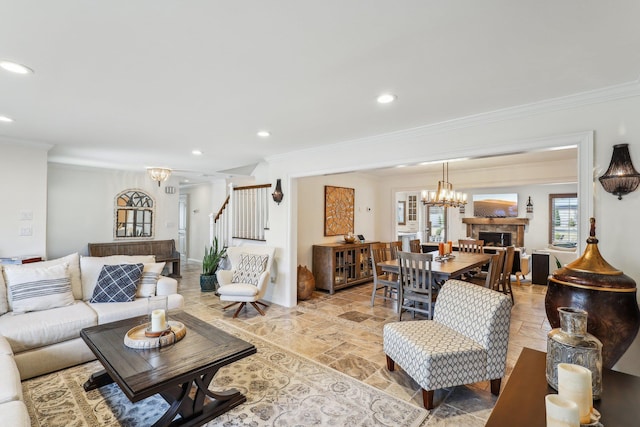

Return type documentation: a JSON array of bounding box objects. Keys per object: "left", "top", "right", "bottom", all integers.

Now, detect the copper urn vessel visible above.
[{"left": 545, "top": 218, "right": 640, "bottom": 369}]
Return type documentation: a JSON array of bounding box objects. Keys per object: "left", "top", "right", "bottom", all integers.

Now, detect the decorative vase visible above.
[
  {"left": 297, "top": 265, "right": 315, "bottom": 300},
  {"left": 200, "top": 274, "right": 217, "bottom": 292},
  {"left": 545, "top": 218, "right": 640, "bottom": 369},
  {"left": 546, "top": 307, "right": 603, "bottom": 399}
]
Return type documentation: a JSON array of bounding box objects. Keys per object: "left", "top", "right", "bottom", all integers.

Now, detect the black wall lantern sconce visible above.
[
  {"left": 598, "top": 143, "right": 640, "bottom": 200},
  {"left": 526, "top": 196, "right": 533, "bottom": 214},
  {"left": 272, "top": 179, "right": 284, "bottom": 204}
]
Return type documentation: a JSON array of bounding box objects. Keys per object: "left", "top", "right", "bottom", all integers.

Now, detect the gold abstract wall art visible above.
[{"left": 324, "top": 185, "right": 355, "bottom": 236}]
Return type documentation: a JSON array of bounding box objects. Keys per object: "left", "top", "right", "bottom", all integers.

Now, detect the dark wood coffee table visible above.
[
  {"left": 486, "top": 347, "right": 640, "bottom": 426},
  {"left": 80, "top": 311, "right": 256, "bottom": 427}
]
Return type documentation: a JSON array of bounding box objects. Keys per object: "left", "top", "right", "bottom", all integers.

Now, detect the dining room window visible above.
[
  {"left": 549, "top": 193, "right": 578, "bottom": 247},
  {"left": 425, "top": 205, "right": 447, "bottom": 242}
]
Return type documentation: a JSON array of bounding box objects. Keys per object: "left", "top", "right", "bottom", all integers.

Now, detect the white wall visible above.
[
  {"left": 0, "top": 139, "right": 49, "bottom": 258},
  {"left": 296, "top": 173, "right": 379, "bottom": 269},
  {"left": 266, "top": 92, "right": 640, "bottom": 375},
  {"left": 47, "top": 163, "right": 180, "bottom": 258}
]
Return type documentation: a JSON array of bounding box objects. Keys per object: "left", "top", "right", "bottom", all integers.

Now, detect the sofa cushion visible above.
[
  {"left": 0, "top": 301, "right": 97, "bottom": 353},
  {"left": 90, "top": 264, "right": 144, "bottom": 303},
  {"left": 4, "top": 263, "right": 75, "bottom": 314},
  {"left": 80, "top": 255, "right": 155, "bottom": 300},
  {"left": 89, "top": 293, "right": 184, "bottom": 325},
  {"left": 0, "top": 266, "right": 7, "bottom": 315},
  {"left": 0, "top": 401, "right": 30, "bottom": 427},
  {"left": 137, "top": 262, "right": 166, "bottom": 298},
  {"left": 231, "top": 253, "right": 268, "bottom": 286},
  {"left": 0, "top": 354, "right": 22, "bottom": 403}
]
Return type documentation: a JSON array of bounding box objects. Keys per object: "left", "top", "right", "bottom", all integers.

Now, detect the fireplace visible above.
[
  {"left": 461, "top": 217, "right": 529, "bottom": 248},
  {"left": 479, "top": 231, "right": 512, "bottom": 247}
]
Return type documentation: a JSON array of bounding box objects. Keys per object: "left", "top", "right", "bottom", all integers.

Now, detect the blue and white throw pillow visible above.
[
  {"left": 231, "top": 254, "right": 268, "bottom": 286},
  {"left": 90, "top": 263, "right": 144, "bottom": 303},
  {"left": 4, "top": 263, "right": 75, "bottom": 314}
]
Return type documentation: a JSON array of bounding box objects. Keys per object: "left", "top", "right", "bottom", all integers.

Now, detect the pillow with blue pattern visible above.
[{"left": 90, "top": 263, "right": 144, "bottom": 303}]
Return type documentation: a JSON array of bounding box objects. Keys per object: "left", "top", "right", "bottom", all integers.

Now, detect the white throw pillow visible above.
[
  {"left": 231, "top": 254, "right": 268, "bottom": 286},
  {"left": 0, "top": 266, "right": 8, "bottom": 315},
  {"left": 9, "top": 253, "right": 82, "bottom": 300},
  {"left": 137, "top": 262, "right": 166, "bottom": 297},
  {"left": 4, "top": 263, "right": 75, "bottom": 314}
]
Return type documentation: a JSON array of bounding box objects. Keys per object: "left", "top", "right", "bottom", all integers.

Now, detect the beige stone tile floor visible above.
[{"left": 177, "top": 262, "right": 550, "bottom": 426}]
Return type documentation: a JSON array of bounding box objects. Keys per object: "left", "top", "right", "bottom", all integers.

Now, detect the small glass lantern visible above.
[{"left": 145, "top": 295, "right": 169, "bottom": 337}]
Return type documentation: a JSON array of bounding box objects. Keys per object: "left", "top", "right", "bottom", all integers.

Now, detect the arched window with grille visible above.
[{"left": 114, "top": 189, "right": 155, "bottom": 239}]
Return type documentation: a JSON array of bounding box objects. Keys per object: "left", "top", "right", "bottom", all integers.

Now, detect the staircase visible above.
[{"left": 210, "top": 183, "right": 271, "bottom": 247}]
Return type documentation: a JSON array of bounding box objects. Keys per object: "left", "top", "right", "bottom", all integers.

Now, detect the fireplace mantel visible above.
[{"left": 462, "top": 217, "right": 529, "bottom": 247}]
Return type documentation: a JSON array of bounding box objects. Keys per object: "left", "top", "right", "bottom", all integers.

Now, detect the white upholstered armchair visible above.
[
  {"left": 216, "top": 245, "right": 276, "bottom": 318},
  {"left": 383, "top": 279, "right": 512, "bottom": 409}
]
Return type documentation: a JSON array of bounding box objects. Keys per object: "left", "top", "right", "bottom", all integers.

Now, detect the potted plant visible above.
[{"left": 200, "top": 237, "right": 227, "bottom": 292}]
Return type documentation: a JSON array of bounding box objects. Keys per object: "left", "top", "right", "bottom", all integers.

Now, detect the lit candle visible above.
[
  {"left": 151, "top": 309, "right": 166, "bottom": 332},
  {"left": 557, "top": 363, "right": 592, "bottom": 424},
  {"left": 545, "top": 394, "right": 579, "bottom": 427}
]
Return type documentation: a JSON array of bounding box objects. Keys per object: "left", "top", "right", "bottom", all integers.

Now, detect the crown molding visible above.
[{"left": 267, "top": 79, "right": 640, "bottom": 162}]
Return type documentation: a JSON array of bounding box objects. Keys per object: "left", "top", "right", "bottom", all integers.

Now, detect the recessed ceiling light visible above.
[
  {"left": 192, "top": 149, "right": 203, "bottom": 156},
  {"left": 0, "top": 115, "right": 14, "bottom": 123},
  {"left": 257, "top": 130, "right": 271, "bottom": 138},
  {"left": 377, "top": 93, "right": 396, "bottom": 104},
  {"left": 0, "top": 60, "right": 34, "bottom": 74}
]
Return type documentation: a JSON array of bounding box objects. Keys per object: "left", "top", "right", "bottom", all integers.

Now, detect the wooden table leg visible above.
[
  {"left": 154, "top": 369, "right": 246, "bottom": 427},
  {"left": 83, "top": 370, "right": 115, "bottom": 391}
]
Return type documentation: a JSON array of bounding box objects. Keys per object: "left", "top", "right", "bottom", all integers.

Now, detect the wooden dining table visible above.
[{"left": 377, "top": 251, "right": 492, "bottom": 282}]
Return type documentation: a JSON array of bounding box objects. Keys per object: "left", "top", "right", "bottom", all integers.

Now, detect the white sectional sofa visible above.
[{"left": 0, "top": 253, "right": 184, "bottom": 384}]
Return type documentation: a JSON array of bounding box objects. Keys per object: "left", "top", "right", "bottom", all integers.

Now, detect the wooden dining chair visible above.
[
  {"left": 458, "top": 239, "right": 484, "bottom": 279},
  {"left": 458, "top": 239, "right": 484, "bottom": 253},
  {"left": 397, "top": 251, "right": 436, "bottom": 320},
  {"left": 409, "top": 239, "right": 422, "bottom": 253},
  {"left": 497, "top": 246, "right": 515, "bottom": 303},
  {"left": 370, "top": 243, "right": 400, "bottom": 308},
  {"left": 387, "top": 241, "right": 403, "bottom": 260},
  {"left": 484, "top": 252, "right": 505, "bottom": 290}
]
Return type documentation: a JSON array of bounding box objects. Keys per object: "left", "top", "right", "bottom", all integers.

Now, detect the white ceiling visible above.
[{"left": 1, "top": 1, "right": 639, "bottom": 181}]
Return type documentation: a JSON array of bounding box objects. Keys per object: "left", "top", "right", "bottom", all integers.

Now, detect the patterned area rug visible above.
[{"left": 23, "top": 320, "right": 427, "bottom": 426}]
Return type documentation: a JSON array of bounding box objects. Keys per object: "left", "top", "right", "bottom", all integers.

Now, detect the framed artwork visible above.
[
  {"left": 397, "top": 201, "right": 406, "bottom": 225},
  {"left": 324, "top": 185, "right": 355, "bottom": 236}
]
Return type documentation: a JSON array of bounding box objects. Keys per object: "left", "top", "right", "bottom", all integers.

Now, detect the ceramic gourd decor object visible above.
[
  {"left": 297, "top": 265, "right": 315, "bottom": 300},
  {"left": 545, "top": 218, "right": 640, "bottom": 369}
]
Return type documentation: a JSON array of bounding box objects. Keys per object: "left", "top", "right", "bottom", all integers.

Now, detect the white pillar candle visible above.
[
  {"left": 151, "top": 309, "right": 166, "bottom": 332},
  {"left": 557, "top": 363, "right": 592, "bottom": 424},
  {"left": 545, "top": 394, "right": 579, "bottom": 427}
]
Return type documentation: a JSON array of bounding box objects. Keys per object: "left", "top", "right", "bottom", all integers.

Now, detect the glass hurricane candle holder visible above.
[{"left": 146, "top": 295, "right": 169, "bottom": 336}]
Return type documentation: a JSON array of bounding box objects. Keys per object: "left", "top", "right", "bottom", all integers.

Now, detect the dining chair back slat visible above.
[
  {"left": 409, "top": 239, "right": 422, "bottom": 253},
  {"left": 498, "top": 246, "right": 515, "bottom": 303},
  {"left": 397, "top": 251, "right": 435, "bottom": 320}
]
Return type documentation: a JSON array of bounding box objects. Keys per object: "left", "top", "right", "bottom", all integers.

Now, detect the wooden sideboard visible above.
[{"left": 313, "top": 242, "right": 376, "bottom": 294}]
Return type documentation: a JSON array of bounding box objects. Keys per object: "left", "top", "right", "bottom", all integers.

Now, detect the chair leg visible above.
[
  {"left": 385, "top": 355, "right": 395, "bottom": 371},
  {"left": 422, "top": 389, "right": 434, "bottom": 410},
  {"left": 223, "top": 301, "right": 240, "bottom": 310},
  {"left": 231, "top": 302, "right": 246, "bottom": 318},
  {"left": 250, "top": 302, "right": 266, "bottom": 316},
  {"left": 490, "top": 378, "right": 502, "bottom": 396}
]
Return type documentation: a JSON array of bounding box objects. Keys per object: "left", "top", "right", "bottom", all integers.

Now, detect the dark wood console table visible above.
[{"left": 486, "top": 347, "right": 640, "bottom": 426}]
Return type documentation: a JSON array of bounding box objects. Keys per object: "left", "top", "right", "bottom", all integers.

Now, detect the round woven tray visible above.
[{"left": 124, "top": 321, "right": 186, "bottom": 349}]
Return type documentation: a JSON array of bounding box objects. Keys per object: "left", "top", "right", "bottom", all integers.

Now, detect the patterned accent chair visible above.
[
  {"left": 383, "top": 279, "right": 512, "bottom": 409},
  {"left": 217, "top": 245, "right": 276, "bottom": 318}
]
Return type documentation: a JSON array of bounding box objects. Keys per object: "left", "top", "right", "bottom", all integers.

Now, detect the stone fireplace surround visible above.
[{"left": 462, "top": 217, "right": 529, "bottom": 248}]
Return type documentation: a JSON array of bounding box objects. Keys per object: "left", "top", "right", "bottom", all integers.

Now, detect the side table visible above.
[{"left": 485, "top": 347, "right": 640, "bottom": 426}]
